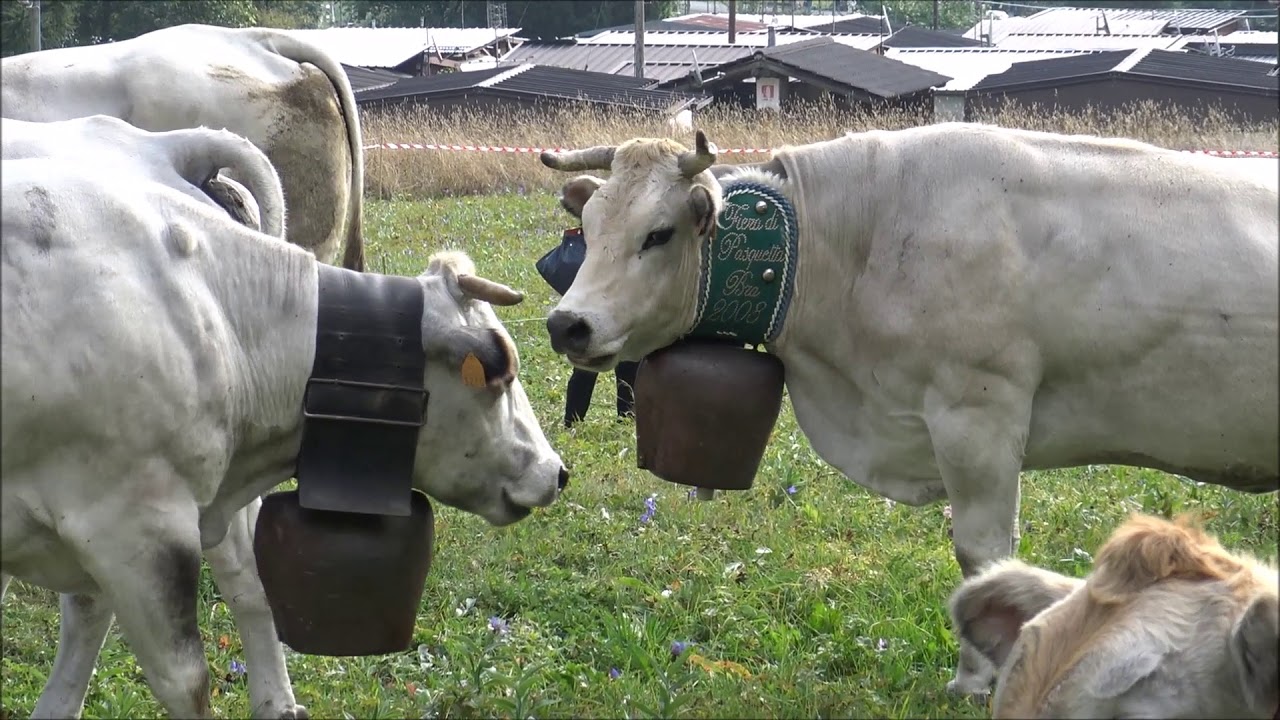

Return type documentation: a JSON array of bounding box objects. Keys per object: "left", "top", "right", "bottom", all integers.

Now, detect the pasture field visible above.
[{"left": 3, "top": 106, "right": 1278, "bottom": 719}]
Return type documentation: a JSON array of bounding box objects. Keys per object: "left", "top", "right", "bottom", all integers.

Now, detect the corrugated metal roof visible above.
[
  {"left": 783, "top": 16, "right": 890, "bottom": 34},
  {"left": 1127, "top": 49, "right": 1280, "bottom": 91},
  {"left": 1184, "top": 30, "right": 1279, "bottom": 45},
  {"left": 962, "top": 6, "right": 1243, "bottom": 42},
  {"left": 286, "top": 27, "right": 521, "bottom": 69},
  {"left": 643, "top": 13, "right": 771, "bottom": 31},
  {"left": 575, "top": 19, "right": 743, "bottom": 38},
  {"left": 342, "top": 63, "right": 410, "bottom": 93},
  {"left": 962, "top": 15, "right": 1170, "bottom": 43},
  {"left": 993, "top": 33, "right": 1193, "bottom": 51},
  {"left": 970, "top": 49, "right": 1131, "bottom": 91},
  {"left": 1102, "top": 7, "right": 1246, "bottom": 32},
  {"left": 886, "top": 48, "right": 1098, "bottom": 91},
  {"left": 501, "top": 40, "right": 754, "bottom": 80},
  {"left": 355, "top": 63, "right": 693, "bottom": 111},
  {"left": 577, "top": 30, "right": 884, "bottom": 50},
  {"left": 881, "top": 26, "right": 984, "bottom": 49},
  {"left": 970, "top": 45, "right": 1279, "bottom": 94},
  {"left": 1182, "top": 30, "right": 1279, "bottom": 64},
  {"left": 700, "top": 37, "right": 951, "bottom": 98},
  {"left": 658, "top": 12, "right": 881, "bottom": 31}
]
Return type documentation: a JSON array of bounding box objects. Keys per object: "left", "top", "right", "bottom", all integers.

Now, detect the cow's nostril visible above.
[
  {"left": 565, "top": 319, "right": 590, "bottom": 346},
  {"left": 557, "top": 466, "right": 570, "bottom": 491},
  {"left": 546, "top": 311, "right": 593, "bottom": 355}
]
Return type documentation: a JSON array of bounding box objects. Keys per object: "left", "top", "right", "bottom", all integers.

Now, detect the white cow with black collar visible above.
[
  {"left": 539, "top": 124, "right": 1278, "bottom": 695},
  {"left": 1, "top": 154, "right": 567, "bottom": 718}
]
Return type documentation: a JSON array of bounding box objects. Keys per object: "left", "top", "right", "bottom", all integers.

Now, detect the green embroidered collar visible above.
[{"left": 686, "top": 178, "right": 799, "bottom": 347}]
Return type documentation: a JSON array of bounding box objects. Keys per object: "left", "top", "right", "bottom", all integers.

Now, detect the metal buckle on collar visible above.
[{"left": 302, "top": 378, "right": 428, "bottom": 428}]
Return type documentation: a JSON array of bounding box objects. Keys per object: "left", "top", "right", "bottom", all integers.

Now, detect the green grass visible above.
[{"left": 2, "top": 193, "right": 1276, "bottom": 720}]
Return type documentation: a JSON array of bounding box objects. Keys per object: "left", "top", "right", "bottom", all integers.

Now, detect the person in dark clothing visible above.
[{"left": 537, "top": 227, "right": 641, "bottom": 428}]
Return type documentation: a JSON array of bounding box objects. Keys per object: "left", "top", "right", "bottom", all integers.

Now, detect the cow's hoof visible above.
[
  {"left": 946, "top": 676, "right": 992, "bottom": 700},
  {"left": 255, "top": 702, "right": 309, "bottom": 720}
]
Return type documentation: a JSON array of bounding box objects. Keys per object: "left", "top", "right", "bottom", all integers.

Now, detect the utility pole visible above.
[
  {"left": 933, "top": 0, "right": 939, "bottom": 30},
  {"left": 728, "top": 0, "right": 737, "bottom": 44},
  {"left": 29, "top": 0, "right": 41, "bottom": 52},
  {"left": 634, "top": 0, "right": 645, "bottom": 78}
]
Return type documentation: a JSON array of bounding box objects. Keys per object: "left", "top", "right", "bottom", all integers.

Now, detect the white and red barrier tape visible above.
[{"left": 363, "top": 142, "right": 1279, "bottom": 157}]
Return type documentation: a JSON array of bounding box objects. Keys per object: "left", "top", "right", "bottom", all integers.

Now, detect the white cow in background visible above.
[
  {"left": 1, "top": 23, "right": 367, "bottom": 270},
  {"left": 1, "top": 151, "right": 568, "bottom": 718},
  {"left": 950, "top": 513, "right": 1278, "bottom": 718},
  {"left": 539, "top": 123, "right": 1278, "bottom": 695}
]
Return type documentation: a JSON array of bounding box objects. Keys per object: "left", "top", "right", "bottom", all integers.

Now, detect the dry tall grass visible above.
[{"left": 361, "top": 99, "right": 1279, "bottom": 199}]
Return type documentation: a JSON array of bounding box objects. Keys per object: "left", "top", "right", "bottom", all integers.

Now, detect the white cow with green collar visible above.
[{"left": 539, "top": 124, "right": 1279, "bottom": 695}]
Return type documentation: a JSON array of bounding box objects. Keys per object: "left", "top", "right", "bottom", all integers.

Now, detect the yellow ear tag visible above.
[{"left": 461, "top": 353, "right": 486, "bottom": 388}]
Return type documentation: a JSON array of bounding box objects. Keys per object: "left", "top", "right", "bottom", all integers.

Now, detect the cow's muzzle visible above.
[{"left": 546, "top": 309, "right": 593, "bottom": 356}]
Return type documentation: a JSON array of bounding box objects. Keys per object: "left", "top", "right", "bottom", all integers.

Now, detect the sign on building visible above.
[{"left": 756, "top": 77, "right": 780, "bottom": 110}]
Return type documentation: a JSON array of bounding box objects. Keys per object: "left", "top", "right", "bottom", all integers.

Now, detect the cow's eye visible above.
[{"left": 642, "top": 227, "right": 675, "bottom": 251}]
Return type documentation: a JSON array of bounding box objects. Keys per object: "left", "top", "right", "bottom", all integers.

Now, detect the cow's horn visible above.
[
  {"left": 458, "top": 274, "right": 524, "bottom": 306},
  {"left": 678, "top": 130, "right": 717, "bottom": 178},
  {"left": 540, "top": 145, "right": 617, "bottom": 172}
]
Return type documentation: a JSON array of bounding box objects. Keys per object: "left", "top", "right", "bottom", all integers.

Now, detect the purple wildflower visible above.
[
  {"left": 639, "top": 495, "right": 657, "bottom": 524},
  {"left": 786, "top": 485, "right": 797, "bottom": 495},
  {"left": 229, "top": 659, "right": 246, "bottom": 676},
  {"left": 670, "top": 640, "right": 691, "bottom": 658},
  {"left": 609, "top": 667, "right": 622, "bottom": 680},
  {"left": 488, "top": 616, "right": 509, "bottom": 635}
]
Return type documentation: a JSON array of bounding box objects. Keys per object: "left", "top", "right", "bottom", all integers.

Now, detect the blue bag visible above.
[{"left": 536, "top": 227, "right": 587, "bottom": 296}]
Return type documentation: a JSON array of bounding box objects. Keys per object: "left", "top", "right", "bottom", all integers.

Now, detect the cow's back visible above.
[{"left": 1, "top": 24, "right": 355, "bottom": 266}]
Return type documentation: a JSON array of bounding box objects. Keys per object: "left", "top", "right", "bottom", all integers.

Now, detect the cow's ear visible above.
[
  {"left": 437, "top": 326, "right": 517, "bottom": 390},
  {"left": 559, "top": 175, "right": 604, "bottom": 219},
  {"left": 948, "top": 559, "right": 1081, "bottom": 669},
  {"left": 689, "top": 184, "right": 716, "bottom": 238},
  {"left": 1231, "top": 593, "right": 1279, "bottom": 714}
]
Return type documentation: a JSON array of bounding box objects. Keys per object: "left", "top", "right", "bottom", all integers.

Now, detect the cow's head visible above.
[
  {"left": 539, "top": 131, "right": 723, "bottom": 372},
  {"left": 950, "top": 514, "right": 1279, "bottom": 718},
  {"left": 414, "top": 251, "right": 568, "bottom": 526}
]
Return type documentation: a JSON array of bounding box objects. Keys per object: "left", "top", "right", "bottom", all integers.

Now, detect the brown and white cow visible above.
[{"left": 950, "top": 513, "right": 1278, "bottom": 718}]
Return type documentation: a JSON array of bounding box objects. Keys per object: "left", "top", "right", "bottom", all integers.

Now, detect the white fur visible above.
[
  {"left": 665, "top": 109, "right": 694, "bottom": 136},
  {"left": 1, "top": 115, "right": 284, "bottom": 239},
  {"left": 956, "top": 550, "right": 1279, "bottom": 717},
  {"left": 544, "top": 122, "right": 1279, "bottom": 694},
  {"left": 1, "top": 23, "right": 366, "bottom": 269},
  {"left": 0, "top": 157, "right": 564, "bottom": 718}
]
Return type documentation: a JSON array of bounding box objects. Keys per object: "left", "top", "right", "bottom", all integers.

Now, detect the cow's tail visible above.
[
  {"left": 163, "top": 128, "right": 288, "bottom": 240},
  {"left": 252, "top": 28, "right": 366, "bottom": 271}
]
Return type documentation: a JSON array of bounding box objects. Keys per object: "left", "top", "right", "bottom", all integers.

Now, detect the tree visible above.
[
  {"left": 880, "top": 0, "right": 977, "bottom": 29},
  {"left": 1, "top": 0, "right": 326, "bottom": 57},
  {"left": 254, "top": 0, "right": 329, "bottom": 29}
]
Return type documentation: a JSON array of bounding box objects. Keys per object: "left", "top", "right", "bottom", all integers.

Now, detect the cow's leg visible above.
[
  {"left": 74, "top": 503, "right": 212, "bottom": 718},
  {"left": 31, "top": 593, "right": 115, "bottom": 719},
  {"left": 927, "top": 390, "right": 1031, "bottom": 697},
  {"left": 205, "top": 498, "right": 308, "bottom": 720}
]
